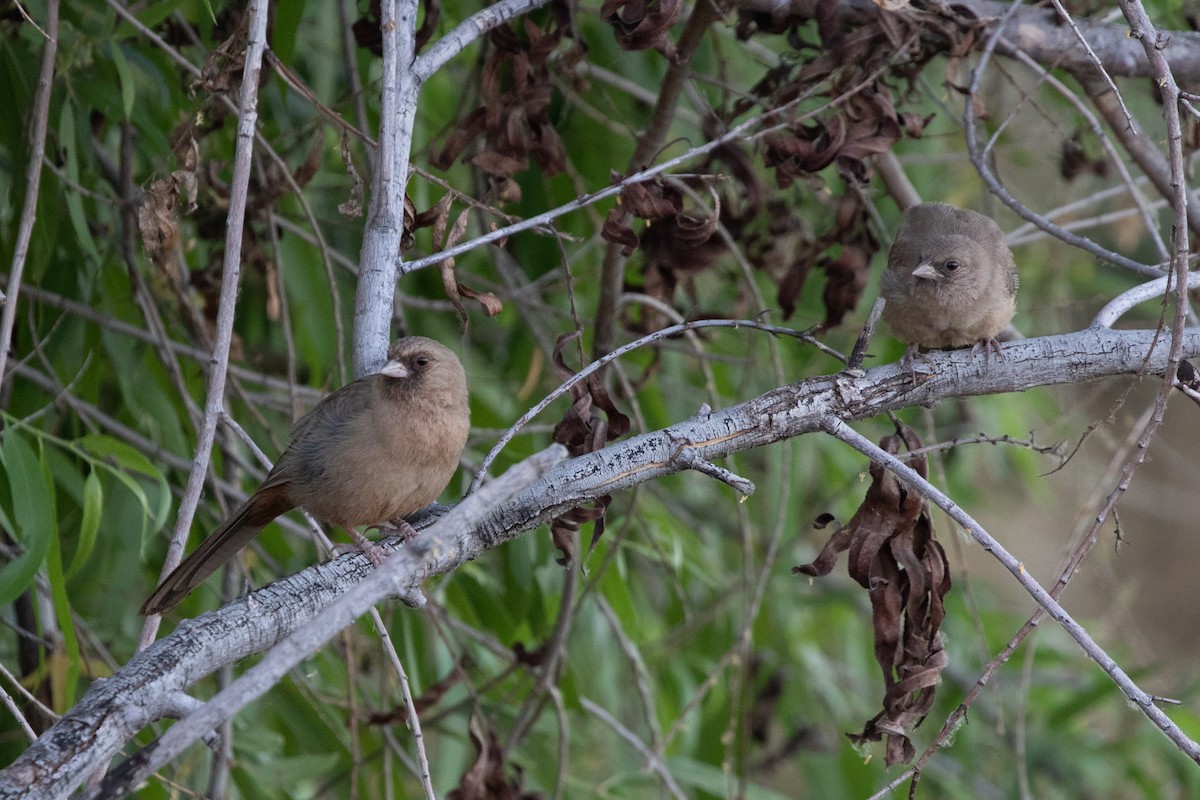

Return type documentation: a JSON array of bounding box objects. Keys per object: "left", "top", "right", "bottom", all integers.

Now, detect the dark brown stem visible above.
[{"left": 592, "top": 0, "right": 722, "bottom": 360}]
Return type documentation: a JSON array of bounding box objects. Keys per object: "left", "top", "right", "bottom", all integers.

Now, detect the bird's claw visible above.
[
  {"left": 972, "top": 337, "right": 1006, "bottom": 367},
  {"left": 899, "top": 346, "right": 933, "bottom": 383},
  {"left": 345, "top": 527, "right": 388, "bottom": 567},
  {"left": 386, "top": 518, "right": 420, "bottom": 542}
]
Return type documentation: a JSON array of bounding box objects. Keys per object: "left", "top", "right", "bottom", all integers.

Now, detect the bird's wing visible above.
[
  {"left": 261, "top": 377, "right": 378, "bottom": 489},
  {"left": 880, "top": 265, "right": 907, "bottom": 295}
]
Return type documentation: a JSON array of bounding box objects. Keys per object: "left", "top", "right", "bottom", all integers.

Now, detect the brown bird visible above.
[
  {"left": 140, "top": 336, "right": 470, "bottom": 615},
  {"left": 881, "top": 202, "right": 1019, "bottom": 359}
]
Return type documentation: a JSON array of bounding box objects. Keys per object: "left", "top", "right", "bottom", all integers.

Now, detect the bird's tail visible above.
[{"left": 139, "top": 487, "right": 291, "bottom": 615}]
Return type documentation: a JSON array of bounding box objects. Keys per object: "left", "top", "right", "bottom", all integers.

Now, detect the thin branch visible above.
[
  {"left": 399, "top": 85, "right": 821, "bottom": 275},
  {"left": 0, "top": 0, "right": 57, "bottom": 392},
  {"left": 138, "top": 0, "right": 271, "bottom": 645},
  {"left": 1045, "top": 0, "right": 1135, "bottom": 129},
  {"left": 579, "top": 697, "right": 689, "bottom": 800},
  {"left": 469, "top": 318, "right": 844, "bottom": 491},
  {"left": 414, "top": 0, "right": 553, "bottom": 80},
  {"left": 818, "top": 416, "right": 1200, "bottom": 762},
  {"left": 1093, "top": 271, "right": 1200, "bottom": 328},
  {"left": 367, "top": 606, "right": 436, "bottom": 800}
]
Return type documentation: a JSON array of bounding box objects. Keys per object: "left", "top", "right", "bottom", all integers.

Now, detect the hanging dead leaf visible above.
[
  {"left": 545, "top": 333, "right": 630, "bottom": 559},
  {"left": 138, "top": 173, "right": 192, "bottom": 266},
  {"left": 458, "top": 282, "right": 503, "bottom": 317},
  {"left": 600, "top": 0, "right": 681, "bottom": 59},
  {"left": 429, "top": 6, "right": 577, "bottom": 192},
  {"left": 447, "top": 717, "right": 541, "bottom": 800},
  {"left": 795, "top": 424, "right": 951, "bottom": 765}
]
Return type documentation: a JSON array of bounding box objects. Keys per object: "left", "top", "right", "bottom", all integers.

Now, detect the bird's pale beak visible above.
[
  {"left": 380, "top": 359, "right": 410, "bottom": 379},
  {"left": 912, "top": 263, "right": 939, "bottom": 281}
]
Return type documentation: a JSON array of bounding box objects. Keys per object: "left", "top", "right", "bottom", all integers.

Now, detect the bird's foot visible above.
[
  {"left": 346, "top": 527, "right": 388, "bottom": 567},
  {"left": 972, "top": 337, "right": 1006, "bottom": 367},
  {"left": 899, "top": 346, "right": 930, "bottom": 382},
  {"left": 386, "top": 518, "right": 420, "bottom": 542}
]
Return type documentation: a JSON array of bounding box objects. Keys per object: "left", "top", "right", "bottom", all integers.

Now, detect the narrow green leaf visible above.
[
  {"left": 0, "top": 430, "right": 55, "bottom": 605},
  {"left": 43, "top": 453, "right": 79, "bottom": 709},
  {"left": 77, "top": 433, "right": 171, "bottom": 546},
  {"left": 66, "top": 471, "right": 103, "bottom": 581},
  {"left": 112, "top": 2, "right": 176, "bottom": 40},
  {"left": 58, "top": 103, "right": 102, "bottom": 265},
  {"left": 108, "top": 41, "right": 134, "bottom": 120},
  {"left": 78, "top": 434, "right": 161, "bottom": 480}
]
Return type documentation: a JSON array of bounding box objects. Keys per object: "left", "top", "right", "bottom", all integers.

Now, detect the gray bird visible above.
[
  {"left": 141, "top": 336, "right": 470, "bottom": 615},
  {"left": 881, "top": 202, "right": 1019, "bottom": 361}
]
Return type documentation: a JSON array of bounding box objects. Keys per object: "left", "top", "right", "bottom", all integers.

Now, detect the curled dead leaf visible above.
[
  {"left": 795, "top": 424, "right": 951, "bottom": 765},
  {"left": 447, "top": 717, "right": 540, "bottom": 800},
  {"left": 600, "top": 0, "right": 681, "bottom": 58},
  {"left": 547, "top": 332, "right": 630, "bottom": 558}
]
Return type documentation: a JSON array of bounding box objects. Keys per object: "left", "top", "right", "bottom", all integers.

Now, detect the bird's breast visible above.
[{"left": 288, "top": 395, "right": 468, "bottom": 528}]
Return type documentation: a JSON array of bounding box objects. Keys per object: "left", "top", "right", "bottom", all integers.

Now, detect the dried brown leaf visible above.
[
  {"left": 448, "top": 718, "right": 541, "bottom": 800},
  {"left": 414, "top": 193, "right": 453, "bottom": 239},
  {"left": 820, "top": 245, "right": 869, "bottom": 330},
  {"left": 795, "top": 425, "right": 951, "bottom": 765},
  {"left": 293, "top": 138, "right": 322, "bottom": 189},
  {"left": 600, "top": 0, "right": 681, "bottom": 57},
  {"left": 619, "top": 176, "right": 684, "bottom": 219},
  {"left": 338, "top": 133, "right": 365, "bottom": 219},
  {"left": 457, "top": 282, "right": 504, "bottom": 317},
  {"left": 138, "top": 174, "right": 187, "bottom": 264},
  {"left": 601, "top": 207, "right": 640, "bottom": 255}
]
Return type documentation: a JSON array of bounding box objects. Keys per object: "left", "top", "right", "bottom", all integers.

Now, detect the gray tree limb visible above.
[{"left": 1, "top": 326, "right": 1197, "bottom": 799}]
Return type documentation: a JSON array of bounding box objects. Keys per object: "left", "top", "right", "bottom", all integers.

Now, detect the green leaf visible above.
[
  {"left": 0, "top": 430, "right": 55, "bottom": 605},
  {"left": 78, "top": 433, "right": 160, "bottom": 480},
  {"left": 108, "top": 41, "right": 134, "bottom": 120},
  {"left": 45, "top": 494, "right": 80, "bottom": 709},
  {"left": 669, "top": 757, "right": 795, "bottom": 800},
  {"left": 77, "top": 434, "right": 170, "bottom": 542},
  {"left": 58, "top": 103, "right": 102, "bottom": 265},
  {"left": 112, "top": 2, "right": 177, "bottom": 40},
  {"left": 66, "top": 470, "right": 103, "bottom": 581}
]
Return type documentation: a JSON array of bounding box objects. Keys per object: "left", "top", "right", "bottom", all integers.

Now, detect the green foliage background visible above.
[{"left": 2, "top": 0, "right": 1200, "bottom": 797}]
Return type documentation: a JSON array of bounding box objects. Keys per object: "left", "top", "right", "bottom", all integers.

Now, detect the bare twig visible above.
[
  {"left": 1045, "top": 0, "right": 1135, "bottom": 129},
  {"left": 138, "top": 0, "right": 271, "bottom": 646},
  {"left": 965, "top": 5, "right": 1164, "bottom": 278},
  {"left": 1093, "top": 271, "right": 1200, "bottom": 328},
  {"left": 819, "top": 417, "right": 1200, "bottom": 763},
  {"left": 579, "top": 697, "right": 689, "bottom": 800},
  {"left": 469, "top": 318, "right": 845, "bottom": 490},
  {"left": 0, "top": 0, "right": 58, "bottom": 390}
]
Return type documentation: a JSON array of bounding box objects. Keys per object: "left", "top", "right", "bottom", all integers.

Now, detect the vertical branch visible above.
[
  {"left": 353, "top": 0, "right": 419, "bottom": 377},
  {"left": 0, "top": 0, "right": 58, "bottom": 391},
  {"left": 592, "top": 0, "right": 721, "bottom": 360},
  {"left": 1099, "top": 0, "right": 1193, "bottom": 583},
  {"left": 138, "top": 0, "right": 271, "bottom": 644},
  {"left": 355, "top": 0, "right": 555, "bottom": 376}
]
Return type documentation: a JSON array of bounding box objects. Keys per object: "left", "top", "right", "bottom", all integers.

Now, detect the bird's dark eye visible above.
[
  {"left": 944, "top": 260, "right": 960, "bottom": 271},
  {"left": 414, "top": 355, "right": 431, "bottom": 368}
]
